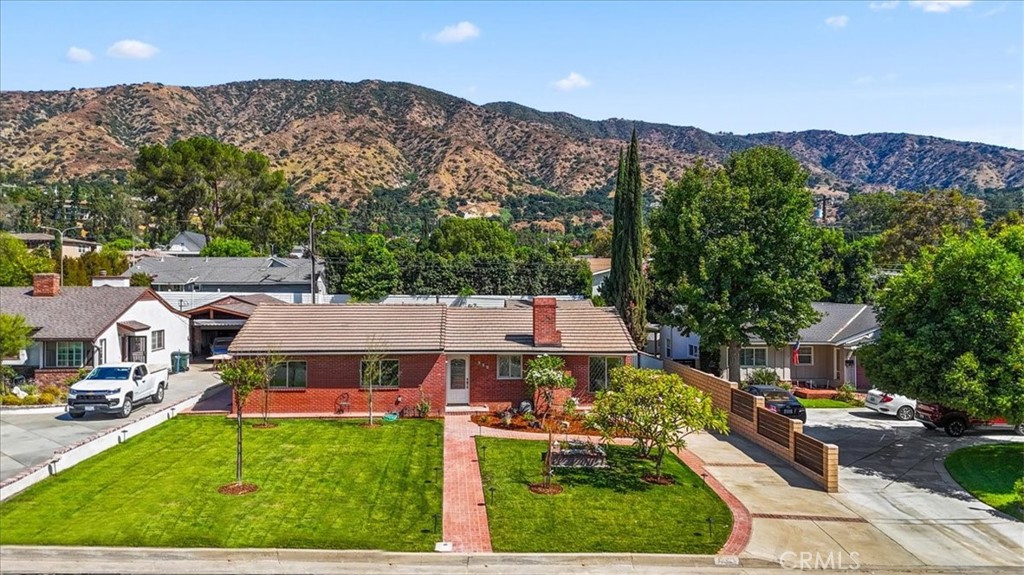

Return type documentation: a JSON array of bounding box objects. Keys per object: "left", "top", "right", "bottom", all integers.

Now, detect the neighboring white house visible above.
[
  {"left": 0, "top": 274, "right": 190, "bottom": 386},
  {"left": 577, "top": 257, "right": 611, "bottom": 297},
  {"left": 163, "top": 231, "right": 207, "bottom": 257},
  {"left": 658, "top": 326, "right": 701, "bottom": 367}
]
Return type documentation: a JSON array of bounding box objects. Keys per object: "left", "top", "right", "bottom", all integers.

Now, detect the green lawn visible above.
[
  {"left": 798, "top": 398, "right": 858, "bottom": 408},
  {"left": 476, "top": 437, "right": 732, "bottom": 553},
  {"left": 945, "top": 442, "right": 1024, "bottom": 521},
  {"left": 0, "top": 417, "right": 443, "bottom": 550}
]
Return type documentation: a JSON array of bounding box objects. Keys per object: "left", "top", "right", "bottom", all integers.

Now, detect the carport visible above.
[{"left": 182, "top": 294, "right": 281, "bottom": 356}]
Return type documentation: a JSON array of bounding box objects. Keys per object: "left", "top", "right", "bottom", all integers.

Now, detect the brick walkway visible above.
[{"left": 442, "top": 415, "right": 492, "bottom": 552}]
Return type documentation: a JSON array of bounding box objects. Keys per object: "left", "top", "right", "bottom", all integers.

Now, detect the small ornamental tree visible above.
[
  {"left": 588, "top": 366, "right": 729, "bottom": 481},
  {"left": 524, "top": 355, "right": 577, "bottom": 488},
  {"left": 219, "top": 357, "right": 277, "bottom": 490},
  {"left": 0, "top": 313, "right": 33, "bottom": 359}
]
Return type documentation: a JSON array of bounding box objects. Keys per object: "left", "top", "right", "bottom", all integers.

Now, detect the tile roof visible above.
[
  {"left": 445, "top": 307, "right": 636, "bottom": 354},
  {"left": 230, "top": 303, "right": 637, "bottom": 355},
  {"left": 0, "top": 286, "right": 152, "bottom": 340},
  {"left": 126, "top": 256, "right": 320, "bottom": 287},
  {"left": 748, "top": 302, "right": 879, "bottom": 345},
  {"left": 187, "top": 294, "right": 282, "bottom": 318},
  {"left": 502, "top": 299, "right": 595, "bottom": 309},
  {"left": 230, "top": 304, "right": 447, "bottom": 354},
  {"left": 578, "top": 257, "right": 612, "bottom": 275}
]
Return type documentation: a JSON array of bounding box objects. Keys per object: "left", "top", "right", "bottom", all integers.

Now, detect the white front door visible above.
[{"left": 447, "top": 357, "right": 470, "bottom": 405}]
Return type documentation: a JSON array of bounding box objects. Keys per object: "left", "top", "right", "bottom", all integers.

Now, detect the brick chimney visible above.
[
  {"left": 33, "top": 273, "right": 60, "bottom": 297},
  {"left": 532, "top": 297, "right": 561, "bottom": 346}
]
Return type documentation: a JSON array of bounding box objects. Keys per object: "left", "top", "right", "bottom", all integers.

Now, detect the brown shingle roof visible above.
[
  {"left": 229, "top": 303, "right": 637, "bottom": 355},
  {"left": 229, "top": 304, "right": 447, "bottom": 354},
  {"left": 0, "top": 286, "right": 152, "bottom": 340},
  {"left": 187, "top": 294, "right": 281, "bottom": 319},
  {"left": 583, "top": 257, "right": 612, "bottom": 274}
]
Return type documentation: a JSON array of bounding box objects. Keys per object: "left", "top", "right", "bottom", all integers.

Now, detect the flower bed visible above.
[{"left": 471, "top": 412, "right": 603, "bottom": 436}]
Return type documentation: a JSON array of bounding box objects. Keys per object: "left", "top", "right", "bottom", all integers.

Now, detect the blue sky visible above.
[{"left": 1, "top": 1, "right": 1021, "bottom": 148}]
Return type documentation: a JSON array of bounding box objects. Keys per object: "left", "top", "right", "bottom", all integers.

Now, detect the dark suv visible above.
[
  {"left": 745, "top": 384, "right": 807, "bottom": 423},
  {"left": 915, "top": 403, "right": 1024, "bottom": 437}
]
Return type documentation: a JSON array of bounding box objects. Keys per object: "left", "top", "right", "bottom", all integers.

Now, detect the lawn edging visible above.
[{"left": 0, "top": 384, "right": 222, "bottom": 502}]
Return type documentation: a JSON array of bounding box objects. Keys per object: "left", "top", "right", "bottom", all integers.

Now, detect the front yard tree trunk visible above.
[
  {"left": 235, "top": 392, "right": 243, "bottom": 485},
  {"left": 727, "top": 341, "right": 741, "bottom": 383}
]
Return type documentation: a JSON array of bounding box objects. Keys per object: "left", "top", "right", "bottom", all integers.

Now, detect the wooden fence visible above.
[{"left": 663, "top": 360, "right": 839, "bottom": 492}]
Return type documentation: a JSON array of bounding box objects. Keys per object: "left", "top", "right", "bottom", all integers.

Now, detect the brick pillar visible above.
[
  {"left": 33, "top": 273, "right": 61, "bottom": 297},
  {"left": 532, "top": 297, "right": 561, "bottom": 346}
]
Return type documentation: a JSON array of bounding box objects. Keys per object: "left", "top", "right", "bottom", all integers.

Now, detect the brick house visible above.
[
  {"left": 228, "top": 297, "right": 637, "bottom": 415},
  {"left": 0, "top": 274, "right": 190, "bottom": 386}
]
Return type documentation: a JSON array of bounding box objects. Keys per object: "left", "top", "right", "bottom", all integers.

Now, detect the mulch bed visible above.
[
  {"left": 471, "top": 413, "right": 602, "bottom": 436},
  {"left": 528, "top": 483, "right": 564, "bottom": 495},
  {"left": 218, "top": 482, "right": 259, "bottom": 495},
  {"left": 642, "top": 475, "right": 676, "bottom": 485}
]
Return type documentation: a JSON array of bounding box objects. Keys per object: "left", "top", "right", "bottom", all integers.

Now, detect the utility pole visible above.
[
  {"left": 40, "top": 224, "right": 81, "bottom": 285},
  {"left": 309, "top": 205, "right": 316, "bottom": 305}
]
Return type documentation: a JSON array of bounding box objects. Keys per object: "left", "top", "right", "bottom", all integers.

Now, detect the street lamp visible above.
[{"left": 39, "top": 224, "right": 81, "bottom": 284}]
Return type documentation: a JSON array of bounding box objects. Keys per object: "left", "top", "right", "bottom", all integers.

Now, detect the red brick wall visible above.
[
  {"left": 32, "top": 273, "right": 61, "bottom": 297},
  {"left": 467, "top": 354, "right": 632, "bottom": 412},
  {"left": 239, "top": 354, "right": 447, "bottom": 416},
  {"left": 532, "top": 298, "right": 561, "bottom": 345},
  {"left": 31, "top": 368, "right": 79, "bottom": 388}
]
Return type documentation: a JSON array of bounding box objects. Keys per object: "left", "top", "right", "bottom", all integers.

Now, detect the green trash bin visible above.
[{"left": 171, "top": 352, "right": 190, "bottom": 373}]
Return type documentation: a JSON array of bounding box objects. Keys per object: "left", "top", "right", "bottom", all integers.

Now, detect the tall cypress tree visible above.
[
  {"left": 609, "top": 129, "right": 647, "bottom": 347},
  {"left": 603, "top": 149, "right": 626, "bottom": 306}
]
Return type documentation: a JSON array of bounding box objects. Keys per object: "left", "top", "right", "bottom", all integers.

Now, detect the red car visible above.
[{"left": 915, "top": 403, "right": 1024, "bottom": 437}]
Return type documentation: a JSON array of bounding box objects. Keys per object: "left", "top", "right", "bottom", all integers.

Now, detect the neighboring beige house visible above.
[
  {"left": 577, "top": 257, "right": 611, "bottom": 296},
  {"left": 12, "top": 232, "right": 100, "bottom": 259},
  {"left": 722, "top": 302, "right": 880, "bottom": 390}
]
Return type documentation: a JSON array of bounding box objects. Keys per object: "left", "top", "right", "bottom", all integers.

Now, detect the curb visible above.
[{"left": 0, "top": 405, "right": 68, "bottom": 415}]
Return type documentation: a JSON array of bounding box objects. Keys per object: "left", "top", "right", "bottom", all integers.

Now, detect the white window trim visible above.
[
  {"left": 151, "top": 330, "right": 165, "bottom": 352},
  {"left": 496, "top": 355, "right": 523, "bottom": 380},
  {"left": 360, "top": 358, "right": 400, "bottom": 389},
  {"left": 795, "top": 346, "right": 814, "bottom": 366},
  {"left": 51, "top": 341, "right": 85, "bottom": 368},
  {"left": 739, "top": 347, "right": 768, "bottom": 367}
]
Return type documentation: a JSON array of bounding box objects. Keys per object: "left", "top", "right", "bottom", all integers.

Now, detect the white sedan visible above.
[{"left": 865, "top": 389, "right": 917, "bottom": 421}]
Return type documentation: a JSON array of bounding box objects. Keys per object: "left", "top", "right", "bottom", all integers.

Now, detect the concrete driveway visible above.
[
  {"left": 801, "top": 407, "right": 1024, "bottom": 567},
  {"left": 0, "top": 367, "right": 222, "bottom": 482}
]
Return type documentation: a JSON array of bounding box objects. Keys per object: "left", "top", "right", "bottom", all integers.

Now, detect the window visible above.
[
  {"left": 151, "top": 330, "right": 165, "bottom": 351},
  {"left": 796, "top": 346, "right": 814, "bottom": 366},
  {"left": 589, "top": 356, "right": 624, "bottom": 392},
  {"left": 739, "top": 348, "right": 767, "bottom": 367},
  {"left": 360, "top": 359, "right": 399, "bottom": 389},
  {"left": 270, "top": 361, "right": 307, "bottom": 389},
  {"left": 688, "top": 344, "right": 699, "bottom": 357},
  {"left": 45, "top": 341, "right": 85, "bottom": 368},
  {"left": 497, "top": 355, "right": 523, "bottom": 379}
]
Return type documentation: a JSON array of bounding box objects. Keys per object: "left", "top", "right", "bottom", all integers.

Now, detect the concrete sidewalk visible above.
[{"left": 3, "top": 545, "right": 1014, "bottom": 575}]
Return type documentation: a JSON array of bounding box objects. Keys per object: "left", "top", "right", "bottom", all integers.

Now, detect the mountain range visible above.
[{"left": 1, "top": 79, "right": 1021, "bottom": 216}]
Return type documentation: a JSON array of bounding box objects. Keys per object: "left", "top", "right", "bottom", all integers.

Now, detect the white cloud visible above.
[
  {"left": 854, "top": 75, "right": 875, "bottom": 85},
  {"left": 553, "top": 72, "right": 592, "bottom": 92},
  {"left": 908, "top": 1, "right": 973, "bottom": 13},
  {"left": 106, "top": 39, "right": 159, "bottom": 59},
  {"left": 869, "top": 1, "right": 900, "bottom": 10},
  {"left": 65, "top": 46, "right": 94, "bottom": 63},
  {"left": 429, "top": 21, "right": 481, "bottom": 44},
  {"left": 825, "top": 15, "right": 850, "bottom": 28}
]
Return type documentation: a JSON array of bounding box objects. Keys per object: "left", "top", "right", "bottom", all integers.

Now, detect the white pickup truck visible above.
[{"left": 67, "top": 363, "right": 168, "bottom": 419}]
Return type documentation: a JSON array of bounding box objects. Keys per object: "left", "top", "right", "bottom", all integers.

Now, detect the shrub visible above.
[
  {"left": 18, "top": 395, "right": 39, "bottom": 406},
  {"left": 1014, "top": 477, "right": 1024, "bottom": 510},
  {"left": 743, "top": 368, "right": 780, "bottom": 388},
  {"left": 38, "top": 392, "right": 57, "bottom": 405},
  {"left": 522, "top": 412, "right": 537, "bottom": 423},
  {"left": 835, "top": 383, "right": 858, "bottom": 404},
  {"left": 562, "top": 397, "right": 578, "bottom": 416},
  {"left": 17, "top": 383, "right": 38, "bottom": 396},
  {"left": 478, "top": 415, "right": 491, "bottom": 425},
  {"left": 1, "top": 393, "right": 22, "bottom": 406}
]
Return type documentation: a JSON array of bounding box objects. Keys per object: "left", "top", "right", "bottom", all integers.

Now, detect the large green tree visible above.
[
  {"left": 133, "top": 136, "right": 288, "bottom": 242},
  {"left": 0, "top": 233, "right": 54, "bottom": 286},
  {"left": 200, "top": 237, "right": 255, "bottom": 257},
  {"left": 877, "top": 190, "right": 983, "bottom": 266},
  {"left": 861, "top": 229, "right": 1024, "bottom": 423},
  {"left": 651, "top": 147, "right": 824, "bottom": 382},
  {"left": 606, "top": 131, "right": 647, "bottom": 346},
  {"left": 426, "top": 217, "right": 517, "bottom": 258},
  {"left": 62, "top": 249, "right": 129, "bottom": 286},
  {"left": 817, "top": 228, "right": 875, "bottom": 304},
  {"left": 0, "top": 314, "right": 33, "bottom": 358},
  {"left": 340, "top": 234, "right": 400, "bottom": 301}
]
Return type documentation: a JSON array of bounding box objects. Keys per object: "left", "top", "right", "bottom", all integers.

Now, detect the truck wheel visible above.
[
  {"left": 69, "top": 411, "right": 85, "bottom": 419},
  {"left": 118, "top": 396, "right": 133, "bottom": 419},
  {"left": 152, "top": 384, "right": 165, "bottom": 404},
  {"left": 945, "top": 418, "right": 967, "bottom": 437},
  {"left": 1014, "top": 423, "right": 1024, "bottom": 436},
  {"left": 897, "top": 406, "right": 914, "bottom": 421}
]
